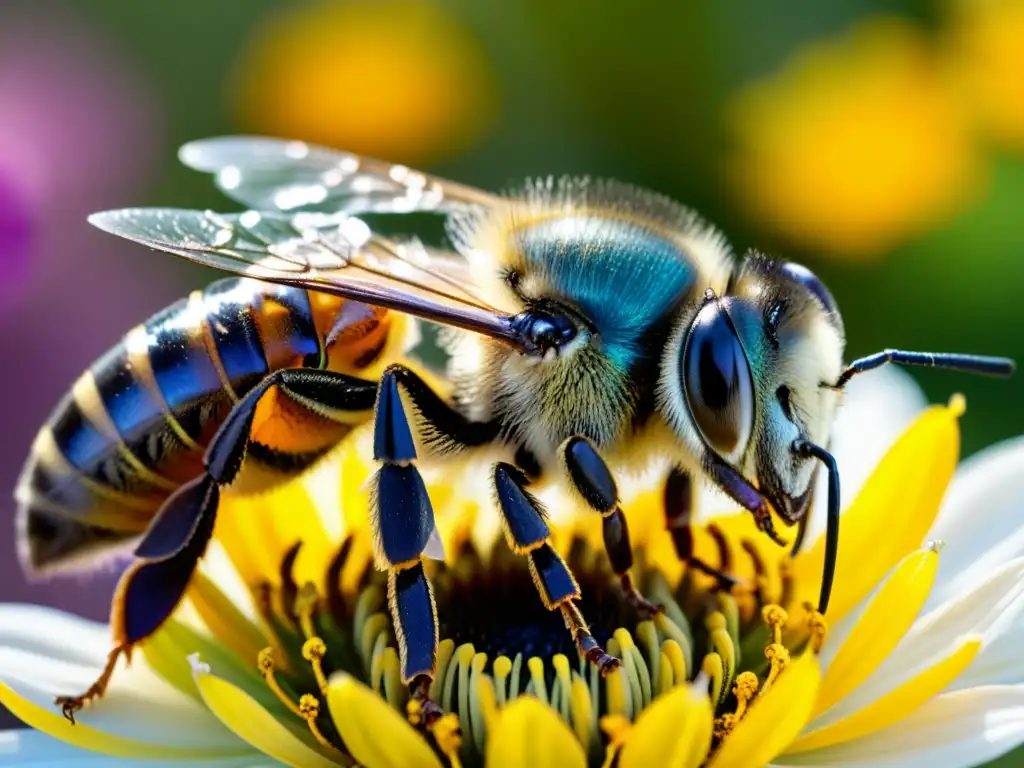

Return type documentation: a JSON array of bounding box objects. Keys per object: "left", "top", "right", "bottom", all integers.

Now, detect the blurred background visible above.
[{"left": 0, "top": 0, "right": 1022, "bottom": 745}]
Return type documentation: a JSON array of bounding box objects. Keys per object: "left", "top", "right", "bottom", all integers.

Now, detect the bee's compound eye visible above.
[
  {"left": 782, "top": 262, "right": 837, "bottom": 314},
  {"left": 682, "top": 302, "right": 755, "bottom": 458}
]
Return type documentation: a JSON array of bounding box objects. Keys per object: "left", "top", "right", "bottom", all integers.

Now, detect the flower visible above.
[
  {"left": 725, "top": 18, "right": 981, "bottom": 259},
  {"left": 0, "top": 168, "right": 34, "bottom": 303},
  {"left": 944, "top": 0, "right": 1024, "bottom": 153},
  {"left": 3, "top": 368, "right": 1024, "bottom": 767},
  {"left": 232, "top": 0, "right": 498, "bottom": 166}
]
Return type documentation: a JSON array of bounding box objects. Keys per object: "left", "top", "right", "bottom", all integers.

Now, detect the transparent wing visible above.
[
  {"left": 178, "top": 135, "right": 499, "bottom": 215},
  {"left": 88, "top": 207, "right": 521, "bottom": 343}
]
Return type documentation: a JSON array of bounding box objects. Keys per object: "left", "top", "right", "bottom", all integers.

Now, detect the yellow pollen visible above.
[
  {"left": 714, "top": 712, "right": 738, "bottom": 739},
  {"left": 734, "top": 671, "right": 759, "bottom": 703},
  {"left": 762, "top": 604, "right": 788, "bottom": 641},
  {"left": 301, "top": 637, "right": 330, "bottom": 694},
  {"left": 297, "top": 693, "right": 339, "bottom": 752},
  {"left": 430, "top": 712, "right": 464, "bottom": 768},
  {"left": 256, "top": 646, "right": 302, "bottom": 717},
  {"left": 298, "top": 693, "right": 319, "bottom": 719},
  {"left": 804, "top": 603, "right": 829, "bottom": 654},
  {"left": 762, "top": 644, "right": 791, "bottom": 696},
  {"left": 600, "top": 714, "right": 632, "bottom": 768}
]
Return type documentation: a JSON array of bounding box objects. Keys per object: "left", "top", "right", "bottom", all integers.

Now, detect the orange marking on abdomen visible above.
[{"left": 249, "top": 385, "right": 351, "bottom": 455}]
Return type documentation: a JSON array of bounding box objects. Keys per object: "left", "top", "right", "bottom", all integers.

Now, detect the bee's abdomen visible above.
[{"left": 16, "top": 278, "right": 325, "bottom": 575}]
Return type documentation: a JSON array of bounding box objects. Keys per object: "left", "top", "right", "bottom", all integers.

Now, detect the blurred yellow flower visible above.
[
  {"left": 725, "top": 19, "right": 981, "bottom": 259},
  {"left": 945, "top": 0, "right": 1024, "bottom": 152},
  {"left": 233, "top": 0, "right": 497, "bottom": 165}
]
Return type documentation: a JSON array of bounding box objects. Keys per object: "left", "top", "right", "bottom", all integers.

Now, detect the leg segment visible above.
[
  {"left": 561, "top": 437, "right": 660, "bottom": 616},
  {"left": 704, "top": 455, "right": 787, "bottom": 546},
  {"left": 493, "top": 461, "right": 621, "bottom": 675},
  {"left": 663, "top": 467, "right": 740, "bottom": 590},
  {"left": 370, "top": 364, "right": 498, "bottom": 721},
  {"left": 57, "top": 369, "right": 378, "bottom": 722}
]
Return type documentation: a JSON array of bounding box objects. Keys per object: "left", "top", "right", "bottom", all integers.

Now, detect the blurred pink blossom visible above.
[{"left": 0, "top": 4, "right": 184, "bottom": 622}]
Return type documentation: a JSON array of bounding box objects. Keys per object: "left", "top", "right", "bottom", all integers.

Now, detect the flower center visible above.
[{"left": 246, "top": 531, "right": 826, "bottom": 766}]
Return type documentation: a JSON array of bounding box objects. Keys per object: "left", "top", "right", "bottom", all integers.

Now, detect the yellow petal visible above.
[
  {"left": 192, "top": 658, "right": 337, "bottom": 768},
  {"left": 486, "top": 695, "right": 587, "bottom": 768},
  {"left": 0, "top": 680, "right": 244, "bottom": 761},
  {"left": 793, "top": 402, "right": 960, "bottom": 622},
  {"left": 619, "top": 683, "right": 714, "bottom": 768},
  {"left": 188, "top": 569, "right": 268, "bottom": 664},
  {"left": 787, "top": 635, "right": 981, "bottom": 754},
  {"left": 709, "top": 652, "right": 821, "bottom": 768},
  {"left": 326, "top": 672, "right": 441, "bottom": 768},
  {"left": 813, "top": 545, "right": 939, "bottom": 717}
]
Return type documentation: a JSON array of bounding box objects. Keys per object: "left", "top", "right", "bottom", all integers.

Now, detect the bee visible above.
[{"left": 18, "top": 136, "right": 1015, "bottom": 724}]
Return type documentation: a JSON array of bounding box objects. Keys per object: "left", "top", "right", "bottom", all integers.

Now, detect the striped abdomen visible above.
[{"left": 16, "top": 277, "right": 391, "bottom": 576}]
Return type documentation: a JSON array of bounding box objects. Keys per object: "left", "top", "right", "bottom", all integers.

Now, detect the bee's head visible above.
[{"left": 661, "top": 254, "right": 845, "bottom": 523}]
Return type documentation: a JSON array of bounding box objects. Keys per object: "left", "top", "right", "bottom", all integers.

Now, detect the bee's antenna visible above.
[
  {"left": 792, "top": 438, "right": 839, "bottom": 614},
  {"left": 831, "top": 350, "right": 1015, "bottom": 389}
]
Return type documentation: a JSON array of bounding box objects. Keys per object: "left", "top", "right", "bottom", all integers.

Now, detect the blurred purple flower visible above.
[
  {"left": 0, "top": 4, "right": 184, "bottom": 623},
  {"left": 0, "top": 169, "right": 34, "bottom": 297}
]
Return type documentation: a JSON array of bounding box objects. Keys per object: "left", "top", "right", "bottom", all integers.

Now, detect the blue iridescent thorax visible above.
[{"left": 515, "top": 215, "right": 696, "bottom": 369}]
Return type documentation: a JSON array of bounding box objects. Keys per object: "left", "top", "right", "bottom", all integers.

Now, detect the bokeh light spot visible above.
[
  {"left": 725, "top": 18, "right": 981, "bottom": 260},
  {"left": 945, "top": 0, "right": 1024, "bottom": 153},
  {"left": 0, "top": 170, "right": 34, "bottom": 301},
  {"left": 233, "top": 0, "right": 498, "bottom": 166}
]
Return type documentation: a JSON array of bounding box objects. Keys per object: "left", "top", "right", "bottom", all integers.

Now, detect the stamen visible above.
[
  {"left": 297, "top": 694, "right": 339, "bottom": 752},
  {"left": 706, "top": 612, "right": 736, "bottom": 701},
  {"left": 301, "top": 638, "right": 329, "bottom": 695},
  {"left": 257, "top": 647, "right": 302, "bottom": 717},
  {"left": 492, "top": 655, "right": 512, "bottom": 706},
  {"left": 803, "top": 602, "right": 829, "bottom": 654},
  {"left": 761, "top": 605, "right": 790, "bottom": 696},
  {"left": 702, "top": 652, "right": 725, "bottom": 710},
  {"left": 732, "top": 671, "right": 759, "bottom": 719}
]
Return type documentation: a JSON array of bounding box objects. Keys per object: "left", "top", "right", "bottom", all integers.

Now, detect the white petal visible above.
[
  {"left": 948, "top": 606, "right": 1024, "bottom": 690},
  {"left": 0, "top": 729, "right": 273, "bottom": 766},
  {"left": 811, "top": 557, "right": 1024, "bottom": 728},
  {"left": 925, "top": 436, "right": 1024, "bottom": 611},
  {"left": 0, "top": 604, "right": 109, "bottom": 666},
  {"left": 0, "top": 608, "right": 240, "bottom": 751},
  {"left": 775, "top": 685, "right": 1024, "bottom": 767}
]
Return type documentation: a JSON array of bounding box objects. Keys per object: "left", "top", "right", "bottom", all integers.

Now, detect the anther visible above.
[
  {"left": 256, "top": 646, "right": 302, "bottom": 716},
  {"left": 298, "top": 693, "right": 339, "bottom": 752},
  {"left": 298, "top": 693, "right": 319, "bottom": 719},
  {"left": 762, "top": 644, "right": 790, "bottom": 695},
  {"left": 714, "top": 712, "right": 738, "bottom": 739},
  {"left": 803, "top": 602, "right": 829, "bottom": 654},
  {"left": 762, "top": 604, "right": 788, "bottom": 644},
  {"left": 732, "top": 671, "right": 759, "bottom": 719},
  {"left": 302, "top": 637, "right": 330, "bottom": 694}
]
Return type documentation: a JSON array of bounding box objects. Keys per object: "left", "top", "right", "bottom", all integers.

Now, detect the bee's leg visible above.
[
  {"left": 663, "top": 467, "right": 740, "bottom": 590},
  {"left": 55, "top": 474, "right": 219, "bottom": 722},
  {"left": 705, "top": 456, "right": 788, "bottom": 546},
  {"left": 493, "top": 461, "right": 621, "bottom": 675},
  {"left": 371, "top": 367, "right": 453, "bottom": 724},
  {"left": 367, "top": 363, "right": 498, "bottom": 722},
  {"left": 560, "top": 437, "right": 661, "bottom": 617},
  {"left": 58, "top": 369, "right": 378, "bottom": 722}
]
